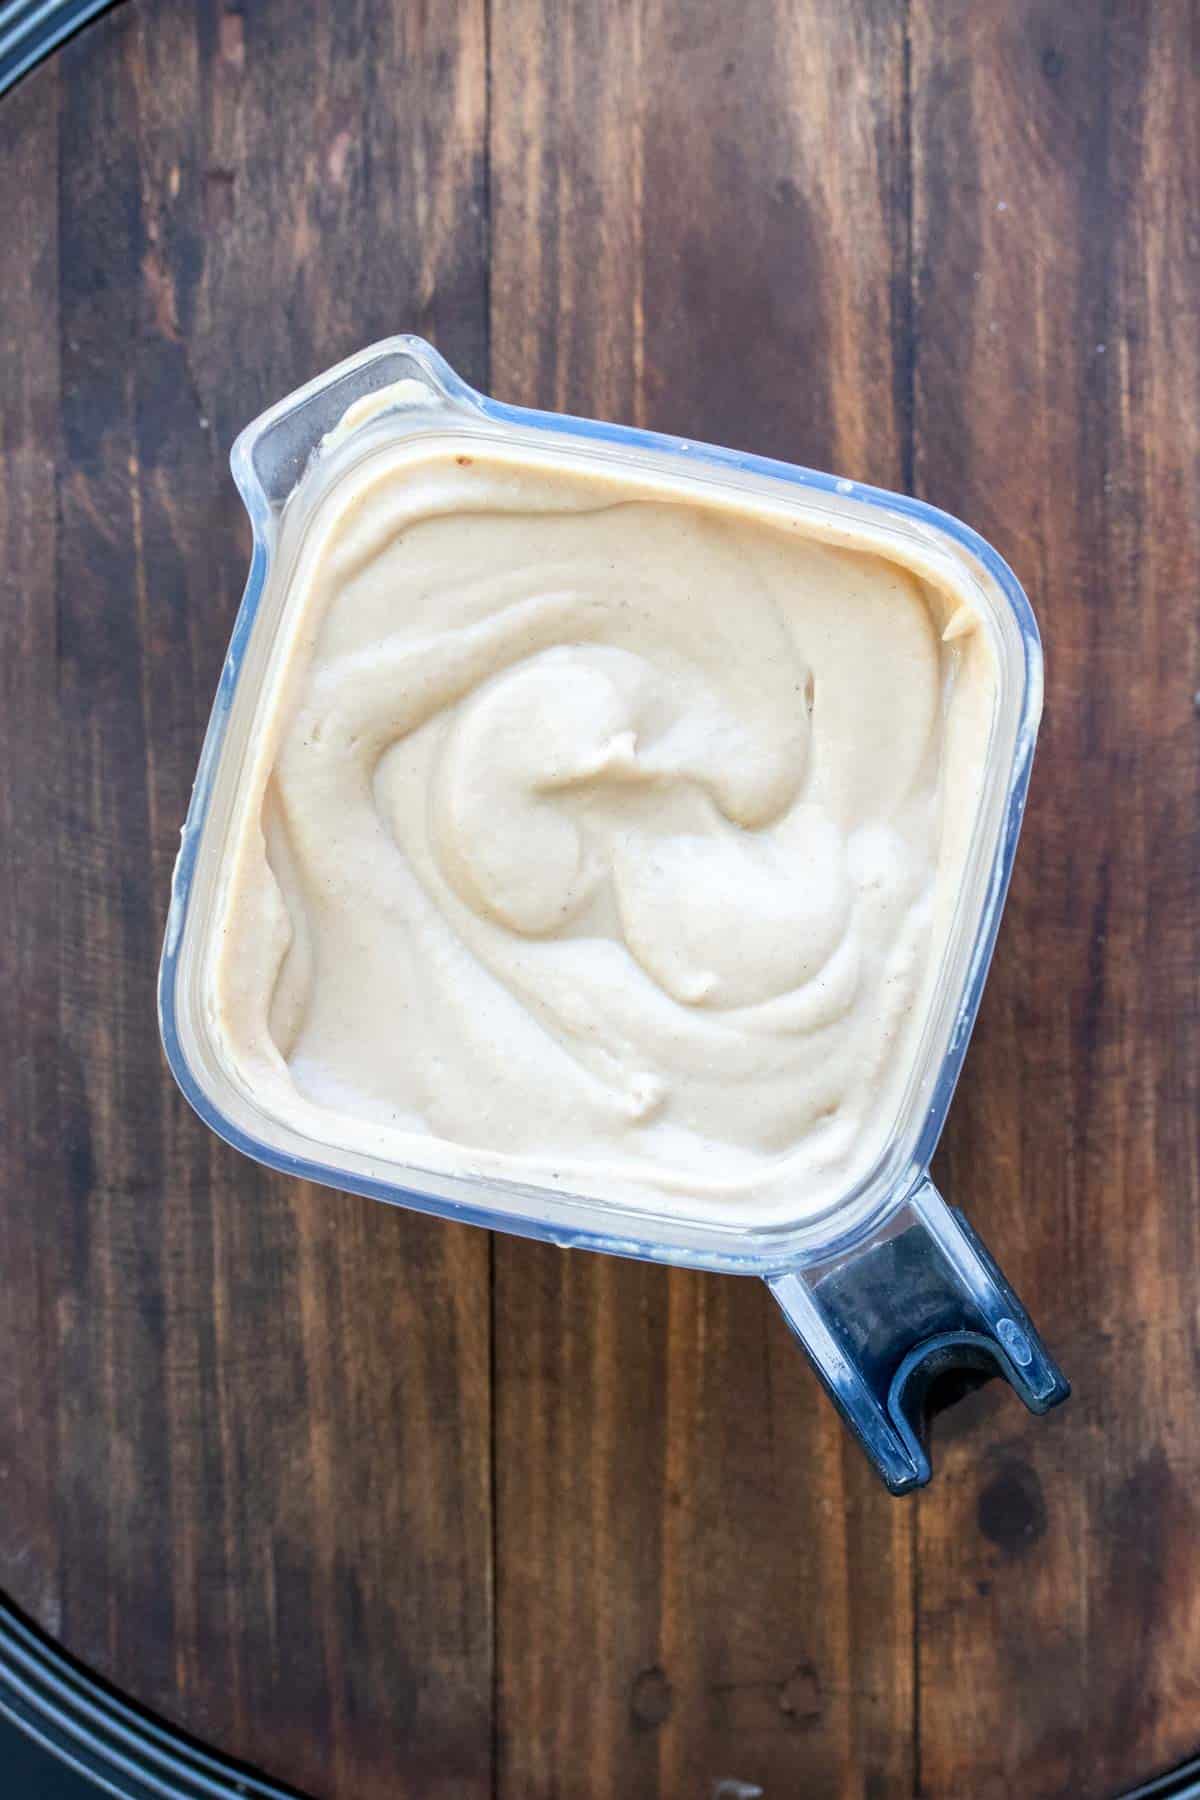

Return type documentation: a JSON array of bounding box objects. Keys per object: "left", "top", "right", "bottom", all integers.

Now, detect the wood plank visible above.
[
  {"left": 911, "top": 4, "right": 1200, "bottom": 1794},
  {"left": 0, "top": 2, "right": 493, "bottom": 1795},
  {"left": 490, "top": 3, "right": 916, "bottom": 1795},
  {"left": 0, "top": 65, "right": 63, "bottom": 1645}
]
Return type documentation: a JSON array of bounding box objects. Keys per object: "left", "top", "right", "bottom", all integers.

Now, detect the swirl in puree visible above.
[{"left": 207, "top": 438, "right": 995, "bottom": 1222}]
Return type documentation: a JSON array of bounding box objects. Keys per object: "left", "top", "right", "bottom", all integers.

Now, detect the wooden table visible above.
[{"left": 2, "top": 3, "right": 1197, "bottom": 1796}]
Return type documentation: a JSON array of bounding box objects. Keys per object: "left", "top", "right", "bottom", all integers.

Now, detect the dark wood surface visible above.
[{"left": 1, "top": 2, "right": 1197, "bottom": 1796}]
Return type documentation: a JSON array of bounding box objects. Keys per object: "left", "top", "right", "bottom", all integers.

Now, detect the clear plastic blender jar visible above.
[{"left": 159, "top": 337, "right": 1068, "bottom": 1492}]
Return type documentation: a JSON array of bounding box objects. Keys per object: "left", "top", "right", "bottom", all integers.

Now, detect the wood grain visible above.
[
  {"left": 0, "top": 62, "right": 63, "bottom": 1652},
  {"left": 490, "top": 4, "right": 915, "bottom": 1796},
  {"left": 0, "top": 2, "right": 1197, "bottom": 1798},
  {"left": 0, "top": 3, "right": 493, "bottom": 1797},
  {"left": 912, "top": 3, "right": 1200, "bottom": 1796}
]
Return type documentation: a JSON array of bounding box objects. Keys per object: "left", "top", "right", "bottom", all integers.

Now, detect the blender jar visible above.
[{"left": 159, "top": 337, "right": 1068, "bottom": 1492}]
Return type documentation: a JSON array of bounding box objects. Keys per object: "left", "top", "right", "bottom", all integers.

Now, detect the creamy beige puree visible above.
[{"left": 207, "top": 433, "right": 996, "bottom": 1222}]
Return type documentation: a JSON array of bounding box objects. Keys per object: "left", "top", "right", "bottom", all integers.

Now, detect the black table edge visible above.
[
  {"left": 0, "top": 1591, "right": 304, "bottom": 1798},
  {"left": 0, "top": 0, "right": 121, "bottom": 95},
  {"left": 1122, "top": 1760, "right": 1200, "bottom": 1800}
]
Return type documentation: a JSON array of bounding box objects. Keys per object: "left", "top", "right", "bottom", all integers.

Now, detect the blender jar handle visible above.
[{"left": 766, "top": 1178, "right": 1069, "bottom": 1493}]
